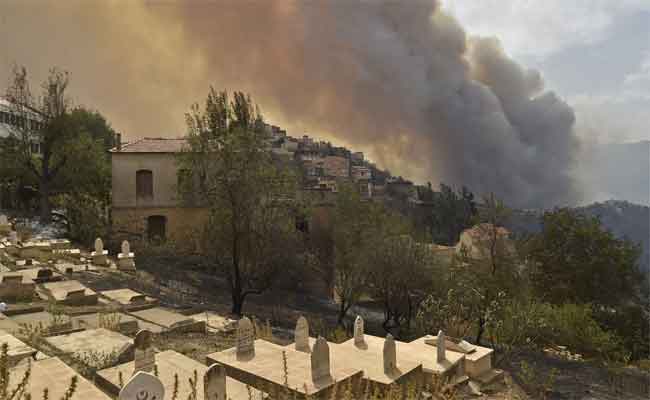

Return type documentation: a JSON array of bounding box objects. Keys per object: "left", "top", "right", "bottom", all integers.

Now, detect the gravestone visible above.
[
  {"left": 0, "top": 215, "right": 9, "bottom": 235},
  {"left": 236, "top": 317, "right": 254, "bottom": 358},
  {"left": 119, "top": 371, "right": 164, "bottom": 400},
  {"left": 354, "top": 315, "right": 365, "bottom": 346},
  {"left": 437, "top": 330, "right": 446, "bottom": 363},
  {"left": 383, "top": 333, "right": 397, "bottom": 373},
  {"left": 311, "top": 336, "right": 331, "bottom": 382},
  {"left": 134, "top": 330, "right": 156, "bottom": 373},
  {"left": 294, "top": 316, "right": 310, "bottom": 353},
  {"left": 118, "top": 240, "right": 136, "bottom": 271},
  {"left": 35, "top": 269, "right": 53, "bottom": 282},
  {"left": 92, "top": 237, "right": 108, "bottom": 266},
  {"left": 9, "top": 231, "right": 18, "bottom": 246},
  {"left": 204, "top": 363, "right": 227, "bottom": 400}
]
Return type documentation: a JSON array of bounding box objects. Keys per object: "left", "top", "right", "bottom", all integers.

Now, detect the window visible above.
[
  {"left": 147, "top": 215, "right": 166, "bottom": 242},
  {"left": 136, "top": 170, "right": 153, "bottom": 200}
]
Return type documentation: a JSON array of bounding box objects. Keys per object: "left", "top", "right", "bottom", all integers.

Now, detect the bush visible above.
[{"left": 539, "top": 303, "right": 627, "bottom": 361}]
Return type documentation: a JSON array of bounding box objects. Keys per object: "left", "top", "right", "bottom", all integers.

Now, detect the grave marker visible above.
[
  {"left": 311, "top": 336, "right": 331, "bottom": 382},
  {"left": 437, "top": 330, "right": 446, "bottom": 363},
  {"left": 134, "top": 329, "right": 156, "bottom": 374},
  {"left": 383, "top": 333, "right": 397, "bottom": 373},
  {"left": 119, "top": 371, "right": 164, "bottom": 400},
  {"left": 295, "top": 316, "right": 310, "bottom": 353},
  {"left": 204, "top": 363, "right": 227, "bottom": 400},
  {"left": 236, "top": 317, "right": 255, "bottom": 358},
  {"left": 354, "top": 315, "right": 365, "bottom": 346}
]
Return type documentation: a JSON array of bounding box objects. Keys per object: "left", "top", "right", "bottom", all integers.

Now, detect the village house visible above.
[{"left": 110, "top": 137, "right": 208, "bottom": 244}]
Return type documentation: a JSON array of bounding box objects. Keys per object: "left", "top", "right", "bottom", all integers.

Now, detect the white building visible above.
[{"left": 0, "top": 98, "right": 43, "bottom": 154}]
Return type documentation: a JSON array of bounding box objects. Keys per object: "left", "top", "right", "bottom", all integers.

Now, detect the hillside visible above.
[{"left": 506, "top": 200, "right": 650, "bottom": 273}]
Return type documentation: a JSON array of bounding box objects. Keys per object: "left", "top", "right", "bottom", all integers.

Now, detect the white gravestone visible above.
[
  {"left": 0, "top": 215, "right": 9, "bottom": 235},
  {"left": 383, "top": 333, "right": 397, "bottom": 373},
  {"left": 9, "top": 231, "right": 18, "bottom": 246},
  {"left": 437, "top": 330, "right": 446, "bottom": 363},
  {"left": 118, "top": 240, "right": 136, "bottom": 271},
  {"left": 236, "top": 317, "right": 255, "bottom": 358},
  {"left": 354, "top": 315, "right": 365, "bottom": 346},
  {"left": 294, "top": 316, "right": 310, "bottom": 353},
  {"left": 204, "top": 363, "right": 227, "bottom": 400},
  {"left": 134, "top": 330, "right": 156, "bottom": 374},
  {"left": 119, "top": 371, "right": 164, "bottom": 400},
  {"left": 91, "top": 237, "right": 108, "bottom": 266},
  {"left": 311, "top": 336, "right": 331, "bottom": 382}
]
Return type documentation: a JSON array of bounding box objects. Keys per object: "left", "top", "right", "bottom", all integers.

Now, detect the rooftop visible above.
[{"left": 110, "top": 137, "right": 188, "bottom": 153}]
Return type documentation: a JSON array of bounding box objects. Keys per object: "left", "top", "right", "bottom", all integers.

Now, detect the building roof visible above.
[{"left": 111, "top": 137, "right": 188, "bottom": 153}]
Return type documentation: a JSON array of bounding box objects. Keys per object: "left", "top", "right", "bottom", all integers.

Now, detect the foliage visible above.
[
  {"left": 428, "top": 183, "right": 477, "bottom": 246},
  {"left": 177, "top": 89, "right": 302, "bottom": 315},
  {"left": 517, "top": 360, "right": 558, "bottom": 400},
  {"left": 527, "top": 208, "right": 642, "bottom": 308},
  {"left": 366, "top": 211, "right": 435, "bottom": 337}
]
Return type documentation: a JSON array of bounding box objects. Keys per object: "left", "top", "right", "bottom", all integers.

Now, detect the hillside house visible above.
[{"left": 110, "top": 138, "right": 208, "bottom": 245}]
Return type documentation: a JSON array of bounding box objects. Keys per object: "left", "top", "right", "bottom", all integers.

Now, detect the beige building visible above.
[{"left": 110, "top": 138, "right": 207, "bottom": 246}]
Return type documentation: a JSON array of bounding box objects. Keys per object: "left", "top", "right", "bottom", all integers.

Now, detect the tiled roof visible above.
[{"left": 111, "top": 137, "right": 188, "bottom": 153}]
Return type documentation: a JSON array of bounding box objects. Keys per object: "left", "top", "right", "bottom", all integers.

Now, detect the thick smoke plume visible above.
[{"left": 0, "top": 0, "right": 581, "bottom": 208}]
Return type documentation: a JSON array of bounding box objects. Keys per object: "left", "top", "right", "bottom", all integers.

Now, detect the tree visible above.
[
  {"left": 177, "top": 89, "right": 301, "bottom": 316},
  {"left": 367, "top": 213, "right": 434, "bottom": 337},
  {"left": 3, "top": 68, "right": 115, "bottom": 224},
  {"left": 324, "top": 182, "right": 378, "bottom": 326},
  {"left": 451, "top": 194, "right": 521, "bottom": 344},
  {"left": 528, "top": 208, "right": 642, "bottom": 308},
  {"left": 429, "top": 183, "right": 477, "bottom": 245}
]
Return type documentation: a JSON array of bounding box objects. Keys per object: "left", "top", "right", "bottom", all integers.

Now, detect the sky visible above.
[
  {"left": 444, "top": 0, "right": 650, "bottom": 144},
  {"left": 0, "top": 0, "right": 648, "bottom": 207}
]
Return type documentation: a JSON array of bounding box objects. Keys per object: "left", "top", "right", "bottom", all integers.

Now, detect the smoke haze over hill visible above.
[{"left": 0, "top": 0, "right": 602, "bottom": 208}]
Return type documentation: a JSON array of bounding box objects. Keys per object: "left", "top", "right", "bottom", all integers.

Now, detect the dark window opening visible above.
[
  {"left": 147, "top": 215, "right": 166, "bottom": 242},
  {"left": 136, "top": 170, "right": 153, "bottom": 200}
]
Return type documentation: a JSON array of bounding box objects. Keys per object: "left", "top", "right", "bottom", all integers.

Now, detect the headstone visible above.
[
  {"left": 311, "top": 336, "right": 331, "bottom": 382},
  {"left": 204, "top": 363, "right": 227, "bottom": 400},
  {"left": 294, "top": 316, "right": 310, "bottom": 353},
  {"left": 236, "top": 317, "right": 254, "bottom": 358},
  {"left": 354, "top": 315, "right": 365, "bottom": 346},
  {"left": 119, "top": 371, "right": 164, "bottom": 400},
  {"left": 9, "top": 231, "right": 18, "bottom": 246},
  {"left": 0, "top": 302, "right": 6, "bottom": 312},
  {"left": 95, "top": 238, "right": 104, "bottom": 254},
  {"left": 134, "top": 330, "right": 156, "bottom": 373},
  {"left": 36, "top": 269, "right": 53, "bottom": 281},
  {"left": 121, "top": 240, "right": 130, "bottom": 255},
  {"left": 0, "top": 215, "right": 8, "bottom": 225},
  {"left": 383, "top": 334, "right": 397, "bottom": 373},
  {"left": 437, "top": 330, "right": 446, "bottom": 363}
]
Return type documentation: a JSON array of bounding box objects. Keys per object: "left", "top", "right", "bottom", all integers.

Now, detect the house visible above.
[{"left": 110, "top": 137, "right": 208, "bottom": 245}]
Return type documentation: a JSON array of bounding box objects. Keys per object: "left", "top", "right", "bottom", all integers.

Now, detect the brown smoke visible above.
[{"left": 0, "top": 0, "right": 582, "bottom": 208}]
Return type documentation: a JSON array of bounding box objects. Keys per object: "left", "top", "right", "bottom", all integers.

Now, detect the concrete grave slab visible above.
[
  {"left": 53, "top": 263, "right": 96, "bottom": 275},
  {"left": 189, "top": 311, "right": 236, "bottom": 332},
  {"left": 9, "top": 357, "right": 111, "bottom": 400},
  {"left": 207, "top": 339, "right": 363, "bottom": 399},
  {"left": 100, "top": 288, "right": 153, "bottom": 306},
  {"left": 98, "top": 350, "right": 265, "bottom": 400},
  {"left": 71, "top": 312, "right": 140, "bottom": 335},
  {"left": 404, "top": 335, "right": 466, "bottom": 378},
  {"left": 45, "top": 328, "right": 134, "bottom": 364},
  {"left": 129, "top": 307, "right": 204, "bottom": 333},
  {"left": 0, "top": 329, "right": 38, "bottom": 364},
  {"left": 39, "top": 280, "right": 98, "bottom": 305},
  {"left": 0, "top": 313, "right": 21, "bottom": 334},
  {"left": 9, "top": 311, "right": 74, "bottom": 334},
  {"left": 425, "top": 334, "right": 494, "bottom": 379},
  {"left": 333, "top": 334, "right": 423, "bottom": 387}
]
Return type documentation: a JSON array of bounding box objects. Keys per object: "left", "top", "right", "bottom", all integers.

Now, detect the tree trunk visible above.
[
  {"left": 39, "top": 180, "right": 51, "bottom": 224},
  {"left": 231, "top": 292, "right": 244, "bottom": 316},
  {"left": 475, "top": 316, "right": 485, "bottom": 345}
]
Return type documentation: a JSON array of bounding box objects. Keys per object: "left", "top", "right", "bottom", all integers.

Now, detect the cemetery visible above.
[{"left": 0, "top": 214, "right": 509, "bottom": 399}]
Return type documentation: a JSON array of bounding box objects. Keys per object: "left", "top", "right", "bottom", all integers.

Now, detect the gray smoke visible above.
[{"left": 0, "top": 0, "right": 582, "bottom": 208}]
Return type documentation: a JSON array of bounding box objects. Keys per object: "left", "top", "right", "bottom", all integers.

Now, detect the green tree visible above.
[
  {"left": 177, "top": 89, "right": 301, "bottom": 316},
  {"left": 3, "top": 67, "right": 115, "bottom": 224},
  {"left": 429, "top": 183, "right": 477, "bottom": 245},
  {"left": 528, "top": 208, "right": 642, "bottom": 307}
]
